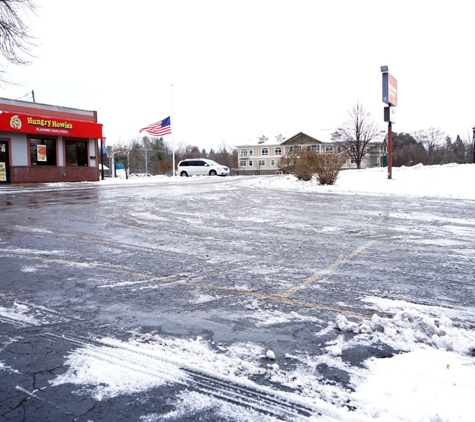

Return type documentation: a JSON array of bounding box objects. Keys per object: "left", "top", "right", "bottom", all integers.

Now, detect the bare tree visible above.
[
  {"left": 111, "top": 140, "right": 131, "bottom": 179},
  {"left": 212, "top": 140, "right": 237, "bottom": 169},
  {"left": 412, "top": 127, "right": 446, "bottom": 165},
  {"left": 0, "top": 0, "right": 37, "bottom": 83},
  {"left": 340, "top": 102, "right": 381, "bottom": 169},
  {"left": 465, "top": 130, "right": 475, "bottom": 164}
]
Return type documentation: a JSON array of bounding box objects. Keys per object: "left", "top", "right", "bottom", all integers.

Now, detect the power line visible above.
[{"left": 15, "top": 90, "right": 35, "bottom": 102}]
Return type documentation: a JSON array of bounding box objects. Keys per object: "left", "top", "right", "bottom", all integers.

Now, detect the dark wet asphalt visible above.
[{"left": 1, "top": 177, "right": 474, "bottom": 421}]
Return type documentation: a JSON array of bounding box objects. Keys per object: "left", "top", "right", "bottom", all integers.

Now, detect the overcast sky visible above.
[{"left": 3, "top": 0, "right": 475, "bottom": 151}]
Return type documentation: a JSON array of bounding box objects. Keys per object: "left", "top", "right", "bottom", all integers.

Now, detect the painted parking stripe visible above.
[
  {"left": 2, "top": 250, "right": 373, "bottom": 318},
  {"left": 281, "top": 240, "right": 377, "bottom": 298}
]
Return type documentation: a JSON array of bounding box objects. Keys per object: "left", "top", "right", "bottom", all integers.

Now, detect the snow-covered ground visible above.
[
  {"left": 2, "top": 163, "right": 475, "bottom": 421},
  {"left": 99, "top": 163, "right": 475, "bottom": 200}
]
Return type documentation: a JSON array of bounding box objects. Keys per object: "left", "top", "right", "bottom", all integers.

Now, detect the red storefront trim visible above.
[{"left": 0, "top": 111, "right": 103, "bottom": 139}]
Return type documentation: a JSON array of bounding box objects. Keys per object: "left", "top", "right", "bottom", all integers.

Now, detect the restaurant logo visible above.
[
  {"left": 10, "top": 115, "right": 22, "bottom": 130},
  {"left": 26, "top": 117, "right": 73, "bottom": 130}
]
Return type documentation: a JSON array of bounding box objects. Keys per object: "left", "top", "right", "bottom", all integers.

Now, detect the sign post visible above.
[{"left": 381, "top": 66, "right": 397, "bottom": 179}]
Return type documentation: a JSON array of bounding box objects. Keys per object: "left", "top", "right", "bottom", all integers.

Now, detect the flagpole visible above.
[{"left": 171, "top": 83, "right": 175, "bottom": 176}]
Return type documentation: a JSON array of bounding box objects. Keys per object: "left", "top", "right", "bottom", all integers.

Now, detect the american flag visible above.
[{"left": 139, "top": 116, "right": 171, "bottom": 136}]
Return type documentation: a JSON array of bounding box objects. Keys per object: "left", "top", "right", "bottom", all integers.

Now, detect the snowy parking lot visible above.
[{"left": 1, "top": 164, "right": 475, "bottom": 421}]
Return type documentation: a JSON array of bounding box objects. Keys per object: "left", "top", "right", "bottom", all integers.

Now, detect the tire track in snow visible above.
[
  {"left": 0, "top": 303, "right": 318, "bottom": 420},
  {"left": 43, "top": 332, "right": 317, "bottom": 420}
]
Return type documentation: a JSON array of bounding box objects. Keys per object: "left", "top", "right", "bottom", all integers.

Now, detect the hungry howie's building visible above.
[{"left": 0, "top": 97, "right": 103, "bottom": 184}]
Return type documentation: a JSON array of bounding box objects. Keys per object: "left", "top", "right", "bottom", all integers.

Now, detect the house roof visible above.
[
  {"left": 235, "top": 129, "right": 387, "bottom": 148},
  {"left": 235, "top": 129, "right": 344, "bottom": 148}
]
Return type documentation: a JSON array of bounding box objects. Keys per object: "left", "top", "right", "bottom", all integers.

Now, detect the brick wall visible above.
[{"left": 10, "top": 166, "right": 100, "bottom": 184}]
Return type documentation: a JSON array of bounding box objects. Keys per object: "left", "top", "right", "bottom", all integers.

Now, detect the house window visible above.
[
  {"left": 30, "top": 138, "right": 57, "bottom": 166},
  {"left": 66, "top": 140, "right": 88, "bottom": 166},
  {"left": 240, "top": 160, "right": 247, "bottom": 167},
  {"left": 262, "top": 148, "right": 268, "bottom": 156},
  {"left": 249, "top": 149, "right": 253, "bottom": 156},
  {"left": 337, "top": 145, "right": 342, "bottom": 153},
  {"left": 325, "top": 145, "right": 334, "bottom": 153},
  {"left": 248, "top": 160, "right": 253, "bottom": 166},
  {"left": 311, "top": 144, "right": 320, "bottom": 152},
  {"left": 258, "top": 160, "right": 265, "bottom": 167},
  {"left": 240, "top": 149, "right": 248, "bottom": 157},
  {"left": 275, "top": 147, "right": 282, "bottom": 155},
  {"left": 271, "top": 159, "right": 275, "bottom": 166}
]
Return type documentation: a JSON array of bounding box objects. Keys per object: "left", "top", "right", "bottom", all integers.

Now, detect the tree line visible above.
[
  {"left": 338, "top": 103, "right": 474, "bottom": 169},
  {"left": 112, "top": 127, "right": 474, "bottom": 176},
  {"left": 112, "top": 137, "right": 238, "bottom": 175},
  {"left": 392, "top": 129, "right": 474, "bottom": 167}
]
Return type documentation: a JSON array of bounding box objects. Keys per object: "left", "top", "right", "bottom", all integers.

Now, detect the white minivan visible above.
[{"left": 176, "top": 158, "right": 230, "bottom": 177}]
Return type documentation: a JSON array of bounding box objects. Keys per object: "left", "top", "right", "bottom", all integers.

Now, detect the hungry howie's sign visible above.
[{"left": 0, "top": 111, "right": 102, "bottom": 138}]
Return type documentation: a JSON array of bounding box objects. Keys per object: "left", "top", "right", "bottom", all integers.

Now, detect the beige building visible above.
[{"left": 235, "top": 130, "right": 387, "bottom": 175}]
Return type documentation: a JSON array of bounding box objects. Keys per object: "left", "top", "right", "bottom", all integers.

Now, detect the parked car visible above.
[{"left": 176, "top": 159, "right": 230, "bottom": 177}]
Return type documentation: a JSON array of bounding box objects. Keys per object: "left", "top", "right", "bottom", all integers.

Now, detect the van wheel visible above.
[
  {"left": 180, "top": 171, "right": 188, "bottom": 177},
  {"left": 209, "top": 170, "right": 217, "bottom": 176}
]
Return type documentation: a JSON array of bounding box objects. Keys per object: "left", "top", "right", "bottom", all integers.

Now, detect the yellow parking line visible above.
[
  {"left": 199, "top": 284, "right": 372, "bottom": 318},
  {"left": 30, "top": 252, "right": 373, "bottom": 318},
  {"left": 281, "top": 240, "right": 376, "bottom": 298}
]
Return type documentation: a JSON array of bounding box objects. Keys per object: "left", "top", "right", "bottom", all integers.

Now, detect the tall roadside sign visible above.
[{"left": 381, "top": 66, "right": 397, "bottom": 179}]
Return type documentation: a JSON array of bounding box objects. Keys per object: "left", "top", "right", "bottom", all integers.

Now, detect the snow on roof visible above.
[
  {"left": 235, "top": 129, "right": 340, "bottom": 147},
  {"left": 235, "top": 129, "right": 387, "bottom": 148}
]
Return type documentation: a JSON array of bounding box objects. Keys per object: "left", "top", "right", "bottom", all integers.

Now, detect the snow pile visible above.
[
  {"left": 353, "top": 347, "right": 475, "bottom": 421},
  {"left": 335, "top": 310, "right": 475, "bottom": 356},
  {"left": 371, "top": 311, "right": 474, "bottom": 354}
]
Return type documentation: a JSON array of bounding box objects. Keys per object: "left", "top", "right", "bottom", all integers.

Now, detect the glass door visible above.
[{"left": 0, "top": 141, "right": 10, "bottom": 183}]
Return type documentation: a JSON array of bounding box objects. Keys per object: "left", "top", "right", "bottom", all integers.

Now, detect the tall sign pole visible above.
[{"left": 381, "top": 66, "right": 397, "bottom": 180}]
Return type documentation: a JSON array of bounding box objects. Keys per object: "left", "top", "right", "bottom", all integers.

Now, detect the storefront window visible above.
[
  {"left": 30, "top": 138, "right": 56, "bottom": 166},
  {"left": 66, "top": 140, "right": 88, "bottom": 166}
]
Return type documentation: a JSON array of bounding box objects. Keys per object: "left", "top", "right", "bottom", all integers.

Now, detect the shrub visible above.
[
  {"left": 278, "top": 149, "right": 344, "bottom": 185},
  {"left": 313, "top": 153, "right": 344, "bottom": 185}
]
